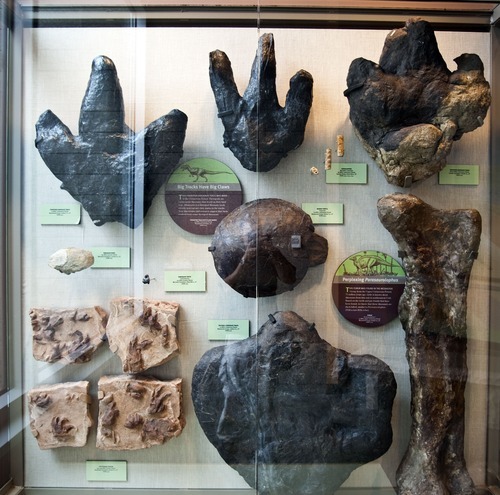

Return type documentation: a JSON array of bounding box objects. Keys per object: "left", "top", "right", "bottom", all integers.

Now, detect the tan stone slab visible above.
[
  {"left": 28, "top": 381, "right": 92, "bottom": 449},
  {"left": 96, "top": 375, "right": 184, "bottom": 451},
  {"left": 106, "top": 297, "right": 180, "bottom": 373},
  {"left": 30, "top": 307, "right": 108, "bottom": 364}
]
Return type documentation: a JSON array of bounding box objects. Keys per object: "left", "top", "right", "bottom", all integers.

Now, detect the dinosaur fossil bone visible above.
[
  {"left": 35, "top": 55, "right": 187, "bottom": 228},
  {"left": 209, "top": 198, "right": 328, "bottom": 297},
  {"left": 192, "top": 311, "right": 396, "bottom": 495},
  {"left": 210, "top": 33, "right": 313, "bottom": 172},
  {"left": 345, "top": 18, "right": 490, "bottom": 186},
  {"left": 377, "top": 193, "right": 481, "bottom": 495}
]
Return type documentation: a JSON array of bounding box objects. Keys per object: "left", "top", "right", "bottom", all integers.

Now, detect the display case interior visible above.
[{"left": 1, "top": 2, "right": 500, "bottom": 494}]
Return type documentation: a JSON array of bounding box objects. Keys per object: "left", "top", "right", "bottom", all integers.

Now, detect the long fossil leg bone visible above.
[{"left": 377, "top": 193, "right": 481, "bottom": 495}]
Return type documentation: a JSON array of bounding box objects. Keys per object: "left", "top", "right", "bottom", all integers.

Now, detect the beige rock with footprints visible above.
[
  {"left": 28, "top": 381, "right": 92, "bottom": 449},
  {"left": 30, "top": 307, "right": 107, "bottom": 364},
  {"left": 106, "top": 297, "right": 180, "bottom": 373},
  {"left": 96, "top": 375, "right": 184, "bottom": 450}
]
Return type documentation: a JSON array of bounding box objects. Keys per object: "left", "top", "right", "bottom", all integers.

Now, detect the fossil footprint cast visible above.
[
  {"left": 210, "top": 33, "right": 313, "bottom": 172},
  {"left": 35, "top": 55, "right": 188, "bottom": 228}
]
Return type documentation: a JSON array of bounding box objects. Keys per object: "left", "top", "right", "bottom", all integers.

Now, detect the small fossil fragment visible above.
[
  {"left": 209, "top": 198, "right": 328, "bottom": 297},
  {"left": 48, "top": 247, "right": 94, "bottom": 274},
  {"left": 126, "top": 382, "right": 147, "bottom": 399},
  {"left": 345, "top": 18, "right": 490, "bottom": 186},
  {"left": 124, "top": 413, "right": 144, "bottom": 429},
  {"left": 377, "top": 193, "right": 481, "bottom": 495},
  {"left": 97, "top": 375, "right": 184, "bottom": 451},
  {"left": 31, "top": 393, "right": 52, "bottom": 409},
  {"left": 324, "top": 147, "right": 332, "bottom": 169},
  {"left": 106, "top": 297, "right": 180, "bottom": 373},
  {"left": 210, "top": 33, "right": 313, "bottom": 172},
  {"left": 336, "top": 136, "right": 344, "bottom": 157},
  {"left": 28, "top": 381, "right": 92, "bottom": 449},
  {"left": 51, "top": 416, "right": 75, "bottom": 438},
  {"left": 30, "top": 307, "right": 107, "bottom": 364}
]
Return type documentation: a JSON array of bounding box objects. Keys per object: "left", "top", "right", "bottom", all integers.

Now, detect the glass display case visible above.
[{"left": 1, "top": 1, "right": 499, "bottom": 494}]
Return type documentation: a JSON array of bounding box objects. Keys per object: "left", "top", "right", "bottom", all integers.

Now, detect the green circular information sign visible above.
[
  {"left": 332, "top": 250, "right": 406, "bottom": 328},
  {"left": 165, "top": 158, "right": 243, "bottom": 235}
]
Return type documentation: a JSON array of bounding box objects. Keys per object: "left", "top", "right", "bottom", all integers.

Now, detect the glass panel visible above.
[{"left": 4, "top": 3, "right": 499, "bottom": 494}]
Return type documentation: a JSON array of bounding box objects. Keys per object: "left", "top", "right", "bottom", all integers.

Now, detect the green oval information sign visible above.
[
  {"left": 165, "top": 158, "right": 243, "bottom": 235},
  {"left": 332, "top": 250, "right": 406, "bottom": 328}
]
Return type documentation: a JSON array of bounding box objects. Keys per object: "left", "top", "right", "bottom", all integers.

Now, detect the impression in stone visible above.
[
  {"left": 209, "top": 198, "right": 328, "bottom": 297},
  {"left": 96, "top": 375, "right": 184, "bottom": 450},
  {"left": 192, "top": 310, "right": 397, "bottom": 495},
  {"left": 48, "top": 247, "right": 94, "bottom": 274},
  {"left": 377, "top": 193, "right": 481, "bottom": 495},
  {"left": 345, "top": 18, "right": 490, "bottom": 186},
  {"left": 35, "top": 55, "right": 188, "bottom": 228},
  {"left": 210, "top": 33, "right": 313, "bottom": 172},
  {"left": 30, "top": 306, "right": 107, "bottom": 364},
  {"left": 28, "top": 381, "right": 93, "bottom": 449},
  {"left": 106, "top": 297, "right": 180, "bottom": 373}
]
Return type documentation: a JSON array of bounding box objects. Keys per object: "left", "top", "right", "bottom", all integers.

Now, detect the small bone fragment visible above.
[
  {"left": 377, "top": 193, "right": 480, "bottom": 495},
  {"left": 48, "top": 247, "right": 94, "bottom": 274},
  {"left": 96, "top": 375, "right": 184, "bottom": 450},
  {"left": 28, "top": 381, "right": 92, "bottom": 449},
  {"left": 106, "top": 297, "right": 180, "bottom": 373},
  {"left": 30, "top": 306, "right": 107, "bottom": 363},
  {"left": 324, "top": 148, "right": 332, "bottom": 169},
  {"left": 336, "top": 136, "right": 344, "bottom": 157}
]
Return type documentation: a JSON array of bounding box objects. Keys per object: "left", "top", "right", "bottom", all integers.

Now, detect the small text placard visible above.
[
  {"left": 302, "top": 203, "right": 344, "bottom": 224},
  {"left": 40, "top": 204, "right": 81, "bottom": 225},
  {"left": 326, "top": 163, "right": 367, "bottom": 184},
  {"left": 165, "top": 271, "right": 206, "bottom": 292},
  {"left": 86, "top": 460, "right": 127, "bottom": 482},
  {"left": 208, "top": 320, "right": 250, "bottom": 341},
  {"left": 439, "top": 165, "right": 479, "bottom": 185},
  {"left": 91, "top": 248, "right": 131, "bottom": 268}
]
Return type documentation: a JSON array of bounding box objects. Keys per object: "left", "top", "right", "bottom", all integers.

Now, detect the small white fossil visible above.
[{"left": 48, "top": 247, "right": 94, "bottom": 274}]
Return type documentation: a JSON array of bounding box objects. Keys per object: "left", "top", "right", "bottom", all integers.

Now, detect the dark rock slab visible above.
[
  {"left": 35, "top": 55, "right": 187, "bottom": 228},
  {"left": 210, "top": 33, "right": 313, "bottom": 172},
  {"left": 209, "top": 198, "right": 328, "bottom": 297},
  {"left": 377, "top": 194, "right": 481, "bottom": 495},
  {"left": 345, "top": 18, "right": 490, "bottom": 186},
  {"left": 192, "top": 311, "right": 397, "bottom": 495}
]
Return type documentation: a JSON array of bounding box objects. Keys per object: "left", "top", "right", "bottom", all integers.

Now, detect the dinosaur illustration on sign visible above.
[{"left": 179, "top": 163, "right": 231, "bottom": 182}]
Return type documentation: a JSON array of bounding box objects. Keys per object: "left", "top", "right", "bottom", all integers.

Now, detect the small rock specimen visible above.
[
  {"left": 30, "top": 306, "right": 107, "bottom": 364},
  {"left": 35, "top": 55, "right": 187, "bottom": 228},
  {"left": 192, "top": 311, "right": 397, "bottom": 495},
  {"left": 106, "top": 297, "right": 179, "bottom": 373},
  {"left": 209, "top": 198, "right": 328, "bottom": 297},
  {"left": 28, "top": 381, "right": 92, "bottom": 449},
  {"left": 210, "top": 33, "right": 313, "bottom": 172},
  {"left": 345, "top": 18, "right": 490, "bottom": 186},
  {"left": 96, "top": 375, "right": 184, "bottom": 450},
  {"left": 377, "top": 193, "right": 481, "bottom": 495},
  {"left": 48, "top": 247, "right": 94, "bottom": 274}
]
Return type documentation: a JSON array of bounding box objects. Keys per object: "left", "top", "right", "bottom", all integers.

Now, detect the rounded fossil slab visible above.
[
  {"left": 192, "top": 311, "right": 397, "bottom": 495},
  {"left": 209, "top": 198, "right": 328, "bottom": 297}
]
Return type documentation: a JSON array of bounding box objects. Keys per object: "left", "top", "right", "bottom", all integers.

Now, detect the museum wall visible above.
[{"left": 20, "top": 25, "right": 491, "bottom": 489}]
